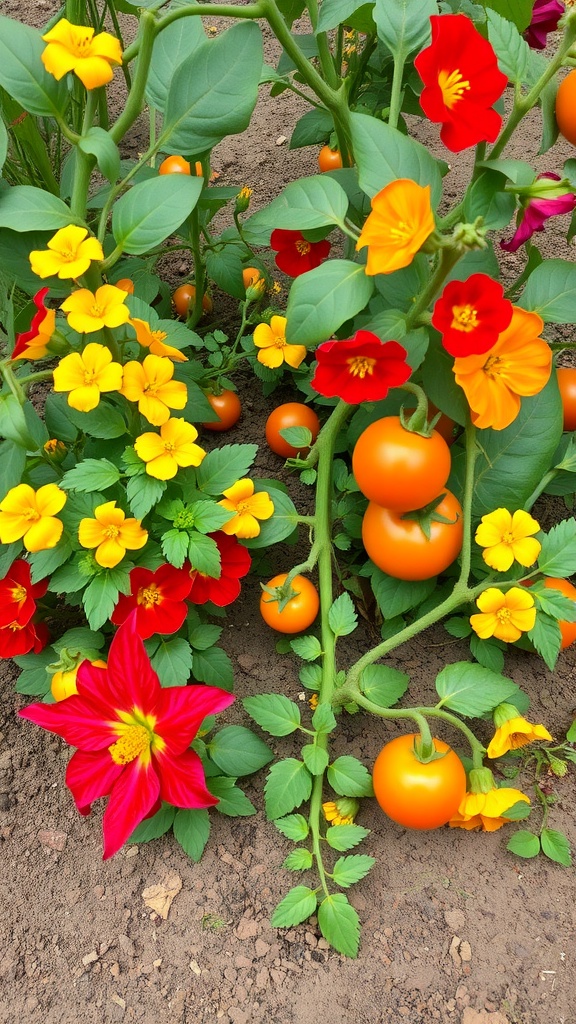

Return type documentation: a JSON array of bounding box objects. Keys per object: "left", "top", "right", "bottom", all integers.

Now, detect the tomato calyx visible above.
[
  {"left": 399, "top": 382, "right": 436, "bottom": 437},
  {"left": 399, "top": 492, "right": 460, "bottom": 541},
  {"left": 260, "top": 577, "right": 301, "bottom": 613}
]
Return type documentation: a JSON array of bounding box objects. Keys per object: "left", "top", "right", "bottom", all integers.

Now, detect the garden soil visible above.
[{"left": 1, "top": 5, "right": 575, "bottom": 1024}]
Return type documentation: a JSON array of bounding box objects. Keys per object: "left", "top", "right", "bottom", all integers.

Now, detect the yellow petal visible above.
[
  {"left": 95, "top": 538, "right": 126, "bottom": 568},
  {"left": 222, "top": 479, "right": 254, "bottom": 503},
  {"left": 23, "top": 516, "right": 63, "bottom": 552},
  {"left": 35, "top": 484, "right": 67, "bottom": 516},
  {"left": 78, "top": 517, "right": 106, "bottom": 548}
]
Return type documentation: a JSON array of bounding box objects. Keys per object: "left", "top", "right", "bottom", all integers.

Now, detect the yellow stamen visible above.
[
  {"left": 11, "top": 585, "right": 27, "bottom": 603},
  {"left": 451, "top": 304, "right": 479, "bottom": 333},
  {"left": 438, "top": 68, "right": 471, "bottom": 110},
  {"left": 104, "top": 525, "right": 120, "bottom": 539},
  {"left": 109, "top": 723, "right": 150, "bottom": 765},
  {"left": 295, "top": 240, "right": 311, "bottom": 255},
  {"left": 137, "top": 583, "right": 162, "bottom": 608},
  {"left": 347, "top": 355, "right": 377, "bottom": 378}
]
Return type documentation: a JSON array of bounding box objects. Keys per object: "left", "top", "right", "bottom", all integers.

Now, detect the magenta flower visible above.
[
  {"left": 501, "top": 173, "right": 576, "bottom": 253},
  {"left": 524, "top": 0, "right": 564, "bottom": 50}
]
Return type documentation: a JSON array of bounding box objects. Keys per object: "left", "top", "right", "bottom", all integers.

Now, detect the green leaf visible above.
[
  {"left": 350, "top": 111, "right": 442, "bottom": 206},
  {"left": 435, "top": 662, "right": 520, "bottom": 717},
  {"left": 299, "top": 663, "right": 322, "bottom": 690},
  {"left": 207, "top": 777, "right": 256, "bottom": 816},
  {"left": 128, "top": 803, "right": 175, "bottom": 843},
  {"left": 189, "top": 499, "right": 232, "bottom": 534},
  {"left": 161, "top": 529, "right": 190, "bottom": 568},
  {"left": 290, "top": 634, "right": 322, "bottom": 661},
  {"left": 0, "top": 17, "right": 69, "bottom": 118},
  {"left": 61, "top": 459, "right": 120, "bottom": 493},
  {"left": 464, "top": 170, "right": 517, "bottom": 231},
  {"left": 540, "top": 828, "right": 572, "bottom": 867},
  {"left": 0, "top": 113, "right": 7, "bottom": 171},
  {"left": 205, "top": 248, "right": 246, "bottom": 300},
  {"left": 151, "top": 638, "right": 193, "bottom": 687},
  {"left": 14, "top": 649, "right": 54, "bottom": 695},
  {"left": 317, "top": 893, "right": 360, "bottom": 957},
  {"left": 301, "top": 743, "right": 329, "bottom": 775},
  {"left": 538, "top": 519, "right": 576, "bottom": 576},
  {"left": 208, "top": 725, "right": 273, "bottom": 776},
  {"left": 246, "top": 175, "right": 349, "bottom": 232},
  {"left": 173, "top": 807, "right": 211, "bottom": 861},
  {"left": 126, "top": 474, "right": 167, "bottom": 520},
  {"left": 0, "top": 392, "right": 43, "bottom": 450},
  {"left": 332, "top": 854, "right": 375, "bottom": 889},
  {"left": 78, "top": 128, "right": 121, "bottom": 184},
  {"left": 275, "top": 813, "right": 310, "bottom": 841},
  {"left": 469, "top": 634, "right": 505, "bottom": 674},
  {"left": 518, "top": 259, "right": 576, "bottom": 323},
  {"left": 112, "top": 175, "right": 203, "bottom": 255},
  {"left": 445, "top": 617, "right": 473, "bottom": 639},
  {"left": 146, "top": 16, "right": 206, "bottom": 111},
  {"left": 285, "top": 259, "right": 374, "bottom": 347},
  {"left": 0, "top": 440, "right": 26, "bottom": 495},
  {"left": 290, "top": 108, "right": 333, "bottom": 149},
  {"left": 326, "top": 824, "right": 371, "bottom": 851},
  {"left": 566, "top": 719, "right": 576, "bottom": 743},
  {"left": 243, "top": 693, "right": 302, "bottom": 736},
  {"left": 192, "top": 646, "right": 234, "bottom": 690},
  {"left": 0, "top": 186, "right": 80, "bottom": 232},
  {"left": 317, "top": 0, "right": 373, "bottom": 31},
  {"left": 312, "top": 703, "right": 338, "bottom": 735},
  {"left": 360, "top": 664, "right": 409, "bottom": 709},
  {"left": 486, "top": 8, "right": 532, "bottom": 85},
  {"left": 29, "top": 541, "right": 73, "bottom": 583},
  {"left": 328, "top": 592, "right": 358, "bottom": 637},
  {"left": 506, "top": 830, "right": 541, "bottom": 859},
  {"left": 264, "top": 758, "right": 313, "bottom": 819},
  {"left": 243, "top": 485, "right": 299, "bottom": 549},
  {"left": 282, "top": 849, "right": 313, "bottom": 871},
  {"left": 82, "top": 573, "right": 121, "bottom": 631},
  {"left": 481, "top": 0, "right": 533, "bottom": 32},
  {"left": 528, "top": 612, "right": 561, "bottom": 672},
  {"left": 502, "top": 800, "right": 532, "bottom": 821},
  {"left": 271, "top": 886, "right": 318, "bottom": 928},
  {"left": 188, "top": 623, "right": 223, "bottom": 651},
  {"left": 327, "top": 756, "right": 374, "bottom": 798},
  {"left": 373, "top": 0, "right": 436, "bottom": 58},
  {"left": 370, "top": 568, "right": 436, "bottom": 619},
  {"left": 65, "top": 403, "right": 127, "bottom": 439},
  {"left": 195, "top": 443, "right": 258, "bottom": 495},
  {"left": 187, "top": 532, "right": 221, "bottom": 577}
]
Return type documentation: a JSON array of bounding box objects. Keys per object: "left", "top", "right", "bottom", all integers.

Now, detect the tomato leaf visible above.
[
  {"left": 301, "top": 743, "right": 330, "bottom": 775},
  {"left": 207, "top": 725, "right": 273, "bottom": 777},
  {"left": 207, "top": 777, "right": 256, "bottom": 817},
  {"left": 192, "top": 646, "right": 234, "bottom": 690},
  {"left": 173, "top": 807, "right": 211, "bottom": 861},
  {"left": 243, "top": 485, "right": 299, "bottom": 549},
  {"left": 243, "top": 694, "right": 302, "bottom": 735},
  {"left": 282, "top": 849, "right": 314, "bottom": 871},
  {"left": 271, "top": 886, "right": 318, "bottom": 928},
  {"left": 527, "top": 612, "right": 562, "bottom": 672},
  {"left": 274, "top": 814, "right": 310, "bottom": 841},
  {"left": 368, "top": 567, "right": 436, "bottom": 619},
  {"left": 326, "top": 824, "right": 371, "bottom": 851},
  {"left": 290, "top": 635, "right": 322, "bottom": 661},
  {"left": 327, "top": 756, "right": 374, "bottom": 798},
  {"left": 128, "top": 803, "right": 175, "bottom": 844},
  {"left": 264, "top": 758, "right": 313, "bottom": 819},
  {"left": 537, "top": 518, "right": 576, "bottom": 577},
  {"left": 328, "top": 593, "right": 358, "bottom": 637},
  {"left": 359, "top": 664, "right": 409, "bottom": 709},
  {"left": 331, "top": 854, "right": 375, "bottom": 889},
  {"left": 435, "top": 661, "right": 521, "bottom": 718},
  {"left": 317, "top": 893, "right": 360, "bottom": 958},
  {"left": 540, "top": 828, "right": 572, "bottom": 867},
  {"left": 506, "top": 830, "right": 541, "bottom": 859}
]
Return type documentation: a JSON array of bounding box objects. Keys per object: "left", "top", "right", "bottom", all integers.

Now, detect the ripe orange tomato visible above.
[
  {"left": 173, "top": 283, "right": 213, "bottom": 317},
  {"left": 555, "top": 70, "right": 576, "bottom": 146},
  {"left": 159, "top": 155, "right": 191, "bottom": 175},
  {"left": 361, "top": 489, "right": 463, "bottom": 580},
  {"left": 114, "top": 277, "right": 134, "bottom": 294},
  {"left": 557, "top": 367, "right": 576, "bottom": 431},
  {"left": 372, "top": 734, "right": 467, "bottom": 830},
  {"left": 260, "top": 573, "right": 320, "bottom": 633},
  {"left": 242, "top": 266, "right": 265, "bottom": 292},
  {"left": 352, "top": 416, "right": 452, "bottom": 511},
  {"left": 265, "top": 402, "right": 320, "bottom": 458},
  {"left": 202, "top": 390, "right": 242, "bottom": 431},
  {"left": 543, "top": 576, "right": 576, "bottom": 649},
  {"left": 318, "top": 145, "right": 343, "bottom": 172}
]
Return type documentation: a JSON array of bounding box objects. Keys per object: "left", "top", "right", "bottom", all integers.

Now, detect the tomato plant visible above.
[
  {"left": 318, "top": 145, "right": 343, "bottom": 172},
  {"left": 265, "top": 403, "right": 320, "bottom": 458},
  {"left": 202, "top": 390, "right": 242, "bottom": 431},
  {"left": 555, "top": 70, "right": 576, "bottom": 146},
  {"left": 557, "top": 367, "right": 576, "bottom": 431},
  {"left": 173, "top": 282, "right": 213, "bottom": 316},
  {"left": 158, "top": 155, "right": 191, "bottom": 175},
  {"left": 361, "top": 490, "right": 463, "bottom": 580},
  {"left": 352, "top": 416, "right": 452, "bottom": 511},
  {"left": 260, "top": 573, "right": 320, "bottom": 633},
  {"left": 372, "top": 734, "right": 467, "bottom": 830},
  {"left": 543, "top": 576, "right": 576, "bottom": 649}
]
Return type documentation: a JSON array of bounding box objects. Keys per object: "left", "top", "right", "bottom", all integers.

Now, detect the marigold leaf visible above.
[
  {"left": 243, "top": 694, "right": 301, "bottom": 736},
  {"left": 506, "top": 830, "right": 540, "bottom": 859},
  {"left": 173, "top": 807, "right": 210, "bottom": 861},
  {"left": 311, "top": 703, "right": 337, "bottom": 735},
  {"left": 282, "top": 849, "right": 314, "bottom": 871},
  {"left": 264, "top": 758, "right": 313, "bottom": 819},
  {"left": 62, "top": 459, "right": 121, "bottom": 493},
  {"left": 537, "top": 519, "right": 576, "bottom": 577}
]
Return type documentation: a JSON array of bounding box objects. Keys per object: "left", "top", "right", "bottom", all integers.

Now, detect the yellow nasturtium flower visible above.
[
  {"left": 53, "top": 343, "right": 123, "bottom": 412},
  {"left": 475, "top": 508, "right": 542, "bottom": 572},
  {"left": 134, "top": 419, "right": 206, "bottom": 480},
  {"left": 29, "top": 226, "right": 104, "bottom": 281},
  {"left": 218, "top": 479, "right": 274, "bottom": 539},
  {"left": 41, "top": 19, "right": 123, "bottom": 90},
  {"left": 449, "top": 767, "right": 530, "bottom": 832},
  {"left": 129, "top": 318, "right": 188, "bottom": 363},
  {"left": 487, "top": 712, "right": 552, "bottom": 759},
  {"left": 78, "top": 501, "right": 148, "bottom": 568},
  {"left": 356, "top": 178, "right": 435, "bottom": 275},
  {"left": 61, "top": 285, "right": 130, "bottom": 334},
  {"left": 0, "top": 483, "right": 66, "bottom": 552},
  {"left": 120, "top": 354, "right": 188, "bottom": 426},
  {"left": 470, "top": 587, "right": 536, "bottom": 643},
  {"left": 253, "top": 316, "right": 307, "bottom": 370}
]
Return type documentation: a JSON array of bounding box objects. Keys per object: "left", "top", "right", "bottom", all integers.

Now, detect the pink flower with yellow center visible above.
[
  {"left": 218, "top": 479, "right": 274, "bottom": 539},
  {"left": 129, "top": 317, "right": 188, "bottom": 363},
  {"left": 41, "top": 18, "right": 123, "bottom": 90},
  {"left": 356, "top": 179, "right": 435, "bottom": 275},
  {"left": 120, "top": 354, "right": 188, "bottom": 426},
  {"left": 61, "top": 285, "right": 130, "bottom": 334},
  {"left": 78, "top": 500, "right": 148, "bottom": 568},
  {"left": 253, "top": 316, "right": 307, "bottom": 370},
  {"left": 470, "top": 587, "right": 536, "bottom": 643},
  {"left": 11, "top": 288, "right": 56, "bottom": 361},
  {"left": 134, "top": 418, "right": 206, "bottom": 480},
  {"left": 29, "top": 226, "right": 104, "bottom": 281},
  {"left": 0, "top": 483, "right": 66, "bottom": 552},
  {"left": 53, "top": 342, "right": 123, "bottom": 412}
]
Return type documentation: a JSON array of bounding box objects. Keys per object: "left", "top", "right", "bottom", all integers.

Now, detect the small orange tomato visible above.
[
  {"left": 318, "top": 145, "right": 343, "bottom": 172},
  {"left": 260, "top": 573, "right": 320, "bottom": 633},
  {"left": 543, "top": 576, "right": 576, "bottom": 649},
  {"left": 159, "top": 155, "right": 191, "bottom": 175},
  {"left": 557, "top": 367, "right": 576, "bottom": 431},
  {"left": 173, "top": 283, "right": 213, "bottom": 317},
  {"left": 372, "top": 734, "right": 467, "bottom": 830},
  {"left": 555, "top": 70, "right": 576, "bottom": 146},
  {"left": 114, "top": 277, "right": 134, "bottom": 294},
  {"left": 265, "top": 403, "right": 321, "bottom": 459},
  {"left": 203, "top": 390, "right": 242, "bottom": 431}
]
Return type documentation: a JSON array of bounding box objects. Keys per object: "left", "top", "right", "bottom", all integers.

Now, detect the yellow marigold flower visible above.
[
  {"left": 487, "top": 716, "right": 553, "bottom": 759},
  {"left": 129, "top": 317, "right": 188, "bottom": 363},
  {"left": 449, "top": 765, "right": 530, "bottom": 832},
  {"left": 475, "top": 508, "right": 542, "bottom": 572},
  {"left": 53, "top": 342, "right": 123, "bottom": 412},
  {"left": 218, "top": 479, "right": 274, "bottom": 539},
  {"left": 0, "top": 483, "right": 66, "bottom": 552},
  {"left": 78, "top": 500, "right": 148, "bottom": 568},
  {"left": 322, "top": 798, "right": 359, "bottom": 826},
  {"left": 61, "top": 285, "right": 130, "bottom": 335},
  {"left": 470, "top": 587, "right": 536, "bottom": 643},
  {"left": 453, "top": 307, "right": 552, "bottom": 431},
  {"left": 41, "top": 18, "right": 123, "bottom": 90},
  {"left": 120, "top": 354, "right": 188, "bottom": 426},
  {"left": 356, "top": 178, "right": 435, "bottom": 275},
  {"left": 253, "top": 316, "right": 307, "bottom": 370},
  {"left": 134, "top": 418, "right": 206, "bottom": 480},
  {"left": 29, "top": 226, "right": 104, "bottom": 281}
]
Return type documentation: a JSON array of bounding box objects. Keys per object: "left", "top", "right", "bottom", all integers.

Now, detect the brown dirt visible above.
[{"left": 1, "top": 7, "right": 575, "bottom": 1024}]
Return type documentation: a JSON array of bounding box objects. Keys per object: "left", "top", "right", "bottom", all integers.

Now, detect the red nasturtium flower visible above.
[
  {"left": 0, "top": 619, "right": 49, "bottom": 658},
  {"left": 19, "top": 615, "right": 235, "bottom": 859},
  {"left": 11, "top": 288, "right": 56, "bottom": 361},
  {"left": 186, "top": 532, "right": 252, "bottom": 607},
  {"left": 432, "top": 274, "right": 513, "bottom": 357},
  {"left": 0, "top": 559, "right": 49, "bottom": 658},
  {"left": 270, "top": 229, "right": 330, "bottom": 277},
  {"left": 501, "top": 173, "right": 576, "bottom": 253},
  {"left": 310, "top": 331, "right": 411, "bottom": 403},
  {"left": 110, "top": 564, "right": 193, "bottom": 639},
  {"left": 414, "top": 14, "right": 507, "bottom": 152}
]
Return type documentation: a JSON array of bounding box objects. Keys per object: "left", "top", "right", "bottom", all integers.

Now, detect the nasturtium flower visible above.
[
  {"left": 61, "top": 285, "right": 130, "bottom": 334},
  {"left": 253, "top": 315, "right": 307, "bottom": 369},
  {"left": 111, "top": 564, "right": 193, "bottom": 638},
  {"left": 322, "top": 798, "right": 359, "bottom": 826},
  {"left": 270, "top": 229, "right": 330, "bottom": 277},
  {"left": 414, "top": 14, "right": 507, "bottom": 152},
  {"left": 78, "top": 500, "right": 148, "bottom": 568},
  {"left": 134, "top": 418, "right": 206, "bottom": 480},
  {"left": 487, "top": 703, "right": 552, "bottom": 759},
  {"left": 186, "top": 531, "right": 251, "bottom": 607},
  {"left": 475, "top": 508, "right": 542, "bottom": 572},
  {"left": 356, "top": 179, "right": 435, "bottom": 276},
  {"left": 0, "top": 559, "right": 48, "bottom": 629},
  {"left": 453, "top": 307, "right": 552, "bottom": 430},
  {"left": 0, "top": 483, "right": 66, "bottom": 552},
  {"left": 53, "top": 342, "right": 123, "bottom": 412},
  {"left": 129, "top": 317, "right": 188, "bottom": 363},
  {"left": 41, "top": 18, "right": 123, "bottom": 90},
  {"left": 311, "top": 331, "right": 411, "bottom": 403},
  {"left": 450, "top": 787, "right": 530, "bottom": 831},
  {"left": 29, "top": 226, "right": 104, "bottom": 281},
  {"left": 120, "top": 354, "right": 188, "bottom": 426},
  {"left": 19, "top": 614, "right": 234, "bottom": 859},
  {"left": 0, "top": 618, "right": 49, "bottom": 659},
  {"left": 432, "top": 274, "right": 513, "bottom": 357},
  {"left": 218, "top": 479, "right": 274, "bottom": 539},
  {"left": 470, "top": 587, "right": 536, "bottom": 643},
  {"left": 501, "top": 173, "right": 576, "bottom": 253},
  {"left": 524, "top": 0, "right": 564, "bottom": 49},
  {"left": 11, "top": 288, "right": 56, "bottom": 361}
]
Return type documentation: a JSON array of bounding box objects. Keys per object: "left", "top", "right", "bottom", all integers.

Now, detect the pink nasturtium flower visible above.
[
  {"left": 501, "top": 173, "right": 576, "bottom": 253},
  {"left": 19, "top": 615, "right": 235, "bottom": 859},
  {"left": 524, "top": 0, "right": 564, "bottom": 50}
]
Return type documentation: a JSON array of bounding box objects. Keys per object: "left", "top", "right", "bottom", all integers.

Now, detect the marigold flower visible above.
[
  {"left": 253, "top": 316, "right": 307, "bottom": 370},
  {"left": 53, "top": 343, "right": 123, "bottom": 412},
  {"left": 450, "top": 786, "right": 530, "bottom": 831},
  {"left": 470, "top": 587, "right": 536, "bottom": 643},
  {"left": 475, "top": 508, "right": 542, "bottom": 572},
  {"left": 487, "top": 706, "right": 552, "bottom": 759},
  {"left": 453, "top": 307, "right": 552, "bottom": 430},
  {"left": 29, "top": 226, "right": 104, "bottom": 281},
  {"left": 0, "top": 483, "right": 66, "bottom": 552},
  {"left": 322, "top": 798, "right": 359, "bottom": 826},
  {"left": 19, "top": 615, "right": 234, "bottom": 859},
  {"left": 432, "top": 274, "right": 513, "bottom": 357},
  {"left": 120, "top": 354, "right": 188, "bottom": 426},
  {"left": 11, "top": 288, "right": 56, "bottom": 361},
  {"left": 111, "top": 564, "right": 193, "bottom": 639},
  {"left": 0, "top": 618, "right": 49, "bottom": 659},
  {"left": 78, "top": 500, "right": 148, "bottom": 568},
  {"left": 61, "top": 285, "right": 130, "bottom": 334},
  {"left": 270, "top": 229, "right": 331, "bottom": 277},
  {"left": 186, "top": 531, "right": 251, "bottom": 607},
  {"left": 41, "top": 18, "right": 123, "bottom": 90},
  {"left": 524, "top": 0, "right": 564, "bottom": 49},
  {"left": 414, "top": 14, "right": 507, "bottom": 152},
  {"left": 134, "top": 418, "right": 206, "bottom": 480},
  {"left": 356, "top": 179, "right": 435, "bottom": 276},
  {"left": 218, "top": 479, "right": 274, "bottom": 539},
  {"left": 0, "top": 559, "right": 48, "bottom": 629},
  {"left": 129, "top": 317, "right": 188, "bottom": 363},
  {"left": 310, "top": 330, "right": 411, "bottom": 403},
  {"left": 501, "top": 174, "right": 576, "bottom": 253}
]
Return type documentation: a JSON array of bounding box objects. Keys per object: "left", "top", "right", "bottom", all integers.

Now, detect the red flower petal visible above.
[
  {"left": 154, "top": 683, "right": 234, "bottom": 756},
  {"left": 102, "top": 759, "right": 161, "bottom": 859},
  {"left": 311, "top": 331, "right": 411, "bottom": 403},
  {"left": 157, "top": 747, "right": 219, "bottom": 808},
  {"left": 432, "top": 274, "right": 513, "bottom": 356},
  {"left": 65, "top": 748, "right": 123, "bottom": 814}
]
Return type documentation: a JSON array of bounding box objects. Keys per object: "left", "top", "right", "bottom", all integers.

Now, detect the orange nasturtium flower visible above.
[
  {"left": 470, "top": 587, "right": 536, "bottom": 643},
  {"left": 218, "top": 479, "right": 274, "bottom": 539},
  {"left": 487, "top": 703, "right": 552, "bottom": 759},
  {"left": 134, "top": 419, "right": 206, "bottom": 480},
  {"left": 0, "top": 483, "right": 66, "bottom": 552},
  {"left": 11, "top": 288, "right": 55, "bottom": 361},
  {"left": 41, "top": 19, "right": 123, "bottom": 90},
  {"left": 120, "top": 354, "right": 188, "bottom": 426},
  {"left": 129, "top": 318, "right": 188, "bottom": 363},
  {"left": 78, "top": 501, "right": 148, "bottom": 568},
  {"left": 61, "top": 285, "right": 130, "bottom": 335},
  {"left": 253, "top": 315, "right": 307, "bottom": 369},
  {"left": 29, "top": 226, "right": 104, "bottom": 280},
  {"left": 475, "top": 508, "right": 542, "bottom": 572},
  {"left": 53, "top": 343, "right": 123, "bottom": 412},
  {"left": 356, "top": 179, "right": 435, "bottom": 275},
  {"left": 452, "top": 307, "right": 552, "bottom": 430}
]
